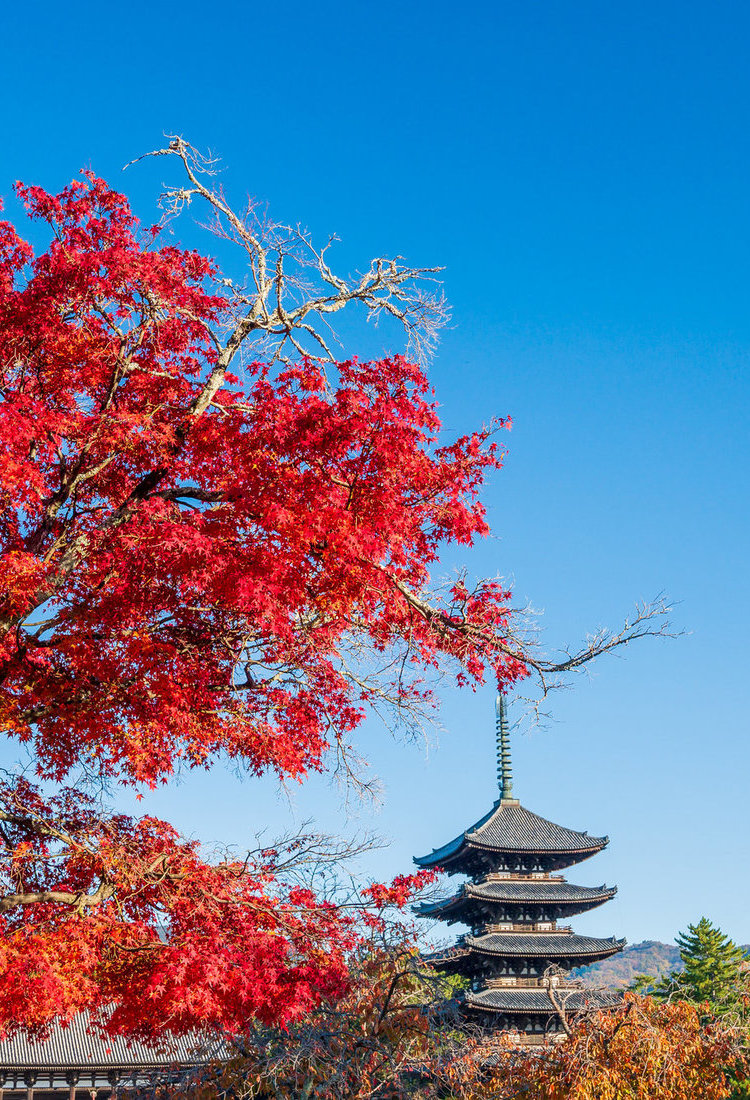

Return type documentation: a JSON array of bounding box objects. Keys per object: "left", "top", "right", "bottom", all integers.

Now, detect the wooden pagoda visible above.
[{"left": 414, "top": 696, "right": 624, "bottom": 1042}]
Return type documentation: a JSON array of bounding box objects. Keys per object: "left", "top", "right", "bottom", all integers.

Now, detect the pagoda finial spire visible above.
[{"left": 495, "top": 693, "right": 514, "bottom": 801}]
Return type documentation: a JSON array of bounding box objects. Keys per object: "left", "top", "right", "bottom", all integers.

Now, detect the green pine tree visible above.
[
  {"left": 674, "top": 917, "right": 747, "bottom": 1006},
  {"left": 644, "top": 920, "right": 750, "bottom": 1098}
]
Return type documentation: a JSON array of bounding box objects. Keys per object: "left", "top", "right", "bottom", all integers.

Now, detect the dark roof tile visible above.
[
  {"left": 466, "top": 988, "right": 622, "bottom": 1013},
  {"left": 0, "top": 1012, "right": 223, "bottom": 1072},
  {"left": 415, "top": 802, "right": 607, "bottom": 867},
  {"left": 465, "top": 932, "right": 625, "bottom": 959},
  {"left": 417, "top": 881, "right": 616, "bottom": 916},
  {"left": 469, "top": 804, "right": 606, "bottom": 853}
]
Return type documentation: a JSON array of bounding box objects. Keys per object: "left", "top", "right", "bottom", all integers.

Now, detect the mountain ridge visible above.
[
  {"left": 574, "top": 939, "right": 750, "bottom": 989},
  {"left": 574, "top": 940, "right": 682, "bottom": 988}
]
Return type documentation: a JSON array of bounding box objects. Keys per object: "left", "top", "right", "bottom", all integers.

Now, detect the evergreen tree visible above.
[
  {"left": 641, "top": 920, "right": 750, "bottom": 1097},
  {"left": 674, "top": 917, "right": 747, "bottom": 1006}
]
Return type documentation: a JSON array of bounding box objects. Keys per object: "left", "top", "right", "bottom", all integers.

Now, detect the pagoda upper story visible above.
[
  {"left": 414, "top": 800, "right": 608, "bottom": 877},
  {"left": 415, "top": 698, "right": 608, "bottom": 878},
  {"left": 414, "top": 695, "right": 624, "bottom": 1042}
]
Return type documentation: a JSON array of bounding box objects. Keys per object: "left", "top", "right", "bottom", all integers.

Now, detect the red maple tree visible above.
[{"left": 0, "top": 142, "right": 669, "bottom": 1038}]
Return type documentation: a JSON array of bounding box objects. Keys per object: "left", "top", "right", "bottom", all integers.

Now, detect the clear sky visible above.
[{"left": 2, "top": 0, "right": 749, "bottom": 946}]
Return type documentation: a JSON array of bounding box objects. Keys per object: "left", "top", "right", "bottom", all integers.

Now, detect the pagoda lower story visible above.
[{"left": 415, "top": 696, "right": 624, "bottom": 1043}]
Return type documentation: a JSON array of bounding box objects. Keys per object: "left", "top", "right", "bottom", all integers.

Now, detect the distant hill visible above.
[
  {"left": 573, "top": 941, "right": 681, "bottom": 989},
  {"left": 573, "top": 939, "right": 750, "bottom": 989}
]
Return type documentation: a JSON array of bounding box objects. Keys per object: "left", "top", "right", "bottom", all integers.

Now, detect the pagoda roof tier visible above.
[
  {"left": 414, "top": 801, "right": 608, "bottom": 874},
  {"left": 465, "top": 931, "right": 625, "bottom": 960},
  {"left": 465, "top": 987, "right": 622, "bottom": 1015},
  {"left": 416, "top": 881, "right": 617, "bottom": 922},
  {"left": 430, "top": 932, "right": 624, "bottom": 972}
]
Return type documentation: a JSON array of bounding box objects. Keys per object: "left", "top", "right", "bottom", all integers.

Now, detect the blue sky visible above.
[{"left": 2, "top": 0, "right": 749, "bottom": 945}]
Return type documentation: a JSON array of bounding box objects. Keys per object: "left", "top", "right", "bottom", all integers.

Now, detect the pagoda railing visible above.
[
  {"left": 485, "top": 922, "right": 574, "bottom": 934},
  {"left": 486, "top": 872, "right": 566, "bottom": 882},
  {"left": 485, "top": 977, "right": 569, "bottom": 989}
]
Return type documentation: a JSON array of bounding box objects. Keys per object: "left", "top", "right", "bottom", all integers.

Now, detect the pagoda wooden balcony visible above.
[
  {"left": 484, "top": 922, "right": 574, "bottom": 934},
  {"left": 484, "top": 977, "right": 565, "bottom": 989},
  {"left": 516, "top": 1033, "right": 566, "bottom": 1047},
  {"left": 486, "top": 872, "right": 566, "bottom": 883}
]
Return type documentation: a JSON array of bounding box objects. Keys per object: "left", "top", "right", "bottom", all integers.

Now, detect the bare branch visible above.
[
  {"left": 131, "top": 136, "right": 449, "bottom": 371},
  {"left": 388, "top": 574, "right": 678, "bottom": 702}
]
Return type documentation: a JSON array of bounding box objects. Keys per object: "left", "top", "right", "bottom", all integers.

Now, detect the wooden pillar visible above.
[
  {"left": 24, "top": 1071, "right": 37, "bottom": 1100},
  {"left": 66, "top": 1069, "right": 80, "bottom": 1100}
]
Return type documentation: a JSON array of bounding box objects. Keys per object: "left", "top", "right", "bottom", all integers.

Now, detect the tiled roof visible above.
[
  {"left": 465, "top": 987, "right": 622, "bottom": 1013},
  {"left": 0, "top": 1012, "right": 223, "bottom": 1072},
  {"left": 426, "top": 932, "right": 625, "bottom": 971},
  {"left": 464, "top": 932, "right": 625, "bottom": 960},
  {"left": 469, "top": 804, "right": 606, "bottom": 853},
  {"left": 414, "top": 802, "right": 607, "bottom": 867},
  {"left": 417, "top": 881, "right": 616, "bottom": 916}
]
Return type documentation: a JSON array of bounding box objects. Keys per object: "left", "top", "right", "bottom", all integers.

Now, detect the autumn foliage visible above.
[
  {"left": 181, "top": 986, "right": 748, "bottom": 1099},
  {"left": 199, "top": 932, "right": 450, "bottom": 1100},
  {"left": 0, "top": 156, "right": 674, "bottom": 1048},
  {"left": 0, "top": 175, "right": 520, "bottom": 789},
  {"left": 471, "top": 995, "right": 748, "bottom": 1100},
  {"left": 0, "top": 170, "right": 521, "bottom": 1036}
]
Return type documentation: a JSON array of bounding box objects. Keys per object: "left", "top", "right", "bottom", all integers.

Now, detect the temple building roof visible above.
[
  {"left": 430, "top": 931, "right": 624, "bottom": 971},
  {"left": 414, "top": 801, "right": 608, "bottom": 872},
  {"left": 464, "top": 932, "right": 620, "bottom": 959},
  {"left": 465, "top": 987, "right": 622, "bottom": 1015},
  {"left": 0, "top": 1011, "right": 222, "bottom": 1075},
  {"left": 462, "top": 931, "right": 624, "bottom": 960},
  {"left": 417, "top": 880, "right": 617, "bottom": 920}
]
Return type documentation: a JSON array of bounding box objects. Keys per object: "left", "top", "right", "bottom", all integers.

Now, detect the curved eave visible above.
[
  {"left": 415, "top": 838, "right": 606, "bottom": 875},
  {"left": 468, "top": 839, "right": 607, "bottom": 859},
  {"left": 465, "top": 988, "right": 622, "bottom": 1014},
  {"left": 465, "top": 933, "right": 626, "bottom": 964},
  {"left": 423, "top": 936, "right": 626, "bottom": 974},
  {"left": 414, "top": 801, "right": 499, "bottom": 868},
  {"left": 415, "top": 884, "right": 617, "bottom": 922},
  {"left": 415, "top": 802, "right": 608, "bottom": 871},
  {"left": 414, "top": 832, "right": 467, "bottom": 869},
  {"left": 466, "top": 802, "right": 607, "bottom": 855},
  {"left": 464, "top": 883, "right": 617, "bottom": 905}
]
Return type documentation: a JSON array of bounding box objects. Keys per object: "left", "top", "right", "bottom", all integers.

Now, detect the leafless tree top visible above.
[{"left": 130, "top": 137, "right": 449, "bottom": 371}]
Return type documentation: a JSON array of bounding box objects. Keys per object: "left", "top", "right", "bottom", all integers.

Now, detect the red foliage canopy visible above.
[
  {"left": 0, "top": 173, "right": 517, "bottom": 1036},
  {"left": 0, "top": 778, "right": 360, "bottom": 1038},
  {"left": 0, "top": 174, "right": 521, "bottom": 789}
]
